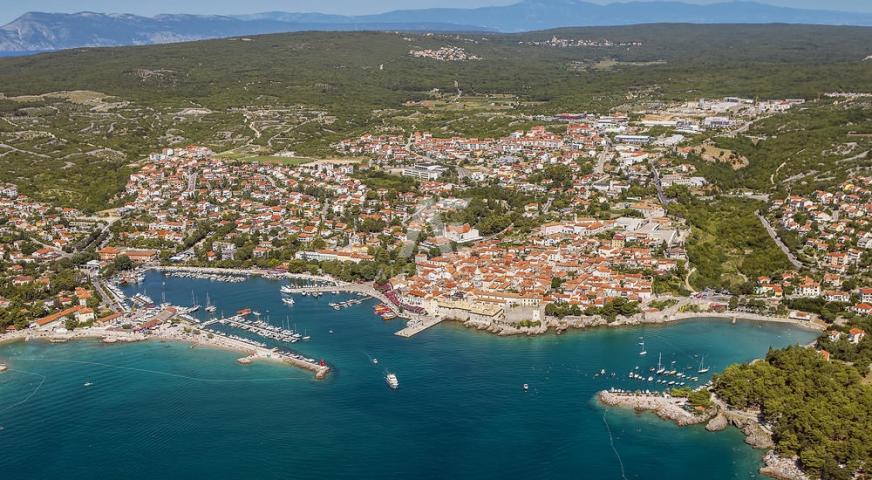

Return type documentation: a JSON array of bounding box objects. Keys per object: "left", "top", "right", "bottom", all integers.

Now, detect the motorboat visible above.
[{"left": 386, "top": 373, "right": 399, "bottom": 389}]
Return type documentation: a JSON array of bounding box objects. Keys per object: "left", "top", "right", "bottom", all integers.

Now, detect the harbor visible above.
[{"left": 0, "top": 269, "right": 821, "bottom": 480}]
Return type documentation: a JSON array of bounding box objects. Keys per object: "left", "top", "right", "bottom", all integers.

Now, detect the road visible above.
[
  {"left": 651, "top": 165, "right": 673, "bottom": 209},
  {"left": 755, "top": 211, "right": 803, "bottom": 270}
]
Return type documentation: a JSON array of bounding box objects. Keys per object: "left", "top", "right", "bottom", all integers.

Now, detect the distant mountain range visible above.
[{"left": 3, "top": 0, "right": 872, "bottom": 53}]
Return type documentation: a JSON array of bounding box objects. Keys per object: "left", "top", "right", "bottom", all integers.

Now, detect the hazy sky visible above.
[{"left": 2, "top": 0, "right": 872, "bottom": 24}]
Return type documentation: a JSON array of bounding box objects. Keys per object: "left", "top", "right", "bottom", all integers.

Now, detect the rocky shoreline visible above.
[
  {"left": 598, "top": 390, "right": 808, "bottom": 480},
  {"left": 459, "top": 310, "right": 824, "bottom": 337}
]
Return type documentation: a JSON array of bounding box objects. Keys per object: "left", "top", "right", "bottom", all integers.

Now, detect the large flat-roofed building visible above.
[
  {"left": 402, "top": 164, "right": 446, "bottom": 180},
  {"left": 295, "top": 249, "right": 373, "bottom": 264},
  {"left": 614, "top": 135, "right": 652, "bottom": 145}
]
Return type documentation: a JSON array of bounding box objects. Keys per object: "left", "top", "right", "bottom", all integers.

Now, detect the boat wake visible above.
[
  {"left": 601, "top": 411, "right": 629, "bottom": 480},
  {"left": 0, "top": 369, "right": 47, "bottom": 415}
]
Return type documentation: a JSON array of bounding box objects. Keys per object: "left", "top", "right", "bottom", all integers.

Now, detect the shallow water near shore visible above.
[{"left": 0, "top": 272, "right": 817, "bottom": 479}]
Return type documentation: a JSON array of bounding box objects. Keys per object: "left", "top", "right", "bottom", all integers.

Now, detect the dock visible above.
[
  {"left": 394, "top": 316, "right": 445, "bottom": 337},
  {"left": 281, "top": 283, "right": 406, "bottom": 317},
  {"left": 283, "top": 283, "right": 444, "bottom": 337},
  {"left": 198, "top": 329, "right": 329, "bottom": 379}
]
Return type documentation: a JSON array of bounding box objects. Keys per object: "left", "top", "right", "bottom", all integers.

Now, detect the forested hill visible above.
[{"left": 1, "top": 24, "right": 871, "bottom": 108}]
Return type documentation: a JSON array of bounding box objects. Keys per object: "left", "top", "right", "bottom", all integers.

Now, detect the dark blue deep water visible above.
[{"left": 0, "top": 272, "right": 817, "bottom": 479}]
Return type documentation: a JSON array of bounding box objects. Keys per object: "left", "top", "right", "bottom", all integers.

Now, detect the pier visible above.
[
  {"left": 282, "top": 283, "right": 403, "bottom": 315},
  {"left": 184, "top": 325, "right": 329, "bottom": 379},
  {"left": 394, "top": 317, "right": 445, "bottom": 337}
]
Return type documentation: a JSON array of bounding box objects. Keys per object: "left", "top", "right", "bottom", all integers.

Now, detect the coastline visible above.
[
  {"left": 4, "top": 267, "right": 820, "bottom": 382},
  {"left": 597, "top": 390, "right": 808, "bottom": 480},
  {"left": 460, "top": 311, "right": 825, "bottom": 337},
  {"left": 139, "top": 266, "right": 826, "bottom": 336}
]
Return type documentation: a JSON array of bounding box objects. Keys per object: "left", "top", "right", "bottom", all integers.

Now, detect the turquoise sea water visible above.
[{"left": 0, "top": 272, "right": 818, "bottom": 479}]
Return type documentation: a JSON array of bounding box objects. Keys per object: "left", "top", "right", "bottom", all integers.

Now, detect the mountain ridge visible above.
[{"left": 3, "top": 1, "right": 872, "bottom": 53}]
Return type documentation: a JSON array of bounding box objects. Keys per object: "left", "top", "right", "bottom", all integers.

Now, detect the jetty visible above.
[
  {"left": 183, "top": 327, "right": 329, "bottom": 379},
  {"left": 394, "top": 317, "right": 445, "bottom": 337}
]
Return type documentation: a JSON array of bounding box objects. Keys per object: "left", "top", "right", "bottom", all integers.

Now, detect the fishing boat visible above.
[
  {"left": 386, "top": 373, "right": 399, "bottom": 390},
  {"left": 697, "top": 356, "right": 710, "bottom": 374}
]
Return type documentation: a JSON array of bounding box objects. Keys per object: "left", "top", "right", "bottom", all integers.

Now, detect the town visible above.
[{"left": 1, "top": 94, "right": 868, "bottom": 349}]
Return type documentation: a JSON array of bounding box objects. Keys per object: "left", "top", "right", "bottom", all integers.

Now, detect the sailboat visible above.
[
  {"left": 638, "top": 341, "right": 647, "bottom": 356},
  {"left": 656, "top": 352, "right": 665, "bottom": 374},
  {"left": 205, "top": 292, "right": 216, "bottom": 313},
  {"left": 189, "top": 291, "right": 200, "bottom": 312},
  {"left": 697, "top": 356, "right": 710, "bottom": 374}
]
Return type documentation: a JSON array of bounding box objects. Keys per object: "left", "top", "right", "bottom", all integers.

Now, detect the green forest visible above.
[
  {"left": 714, "top": 346, "right": 871, "bottom": 479},
  {"left": 666, "top": 191, "right": 791, "bottom": 291}
]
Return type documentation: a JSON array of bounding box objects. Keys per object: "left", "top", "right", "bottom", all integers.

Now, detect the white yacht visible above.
[
  {"left": 282, "top": 297, "right": 295, "bottom": 306},
  {"left": 697, "top": 356, "right": 710, "bottom": 374},
  {"left": 386, "top": 373, "right": 399, "bottom": 389},
  {"left": 280, "top": 285, "right": 294, "bottom": 294}
]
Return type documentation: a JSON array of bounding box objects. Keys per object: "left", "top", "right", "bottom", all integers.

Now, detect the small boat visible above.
[
  {"left": 84, "top": 382, "right": 93, "bottom": 387},
  {"left": 639, "top": 341, "right": 647, "bottom": 356},
  {"left": 697, "top": 356, "right": 710, "bottom": 374},
  {"left": 656, "top": 353, "right": 665, "bottom": 375},
  {"left": 280, "top": 285, "right": 294, "bottom": 294},
  {"left": 329, "top": 330, "right": 334, "bottom": 334},
  {"left": 523, "top": 383, "right": 529, "bottom": 392},
  {"left": 386, "top": 373, "right": 399, "bottom": 390},
  {"left": 372, "top": 358, "right": 379, "bottom": 365},
  {"left": 282, "top": 297, "right": 295, "bottom": 306},
  {"left": 0, "top": 363, "right": 8, "bottom": 373}
]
